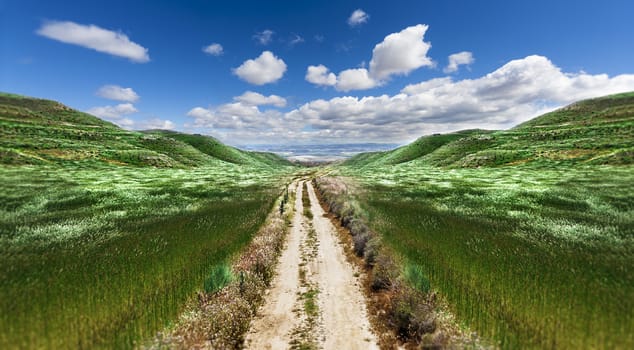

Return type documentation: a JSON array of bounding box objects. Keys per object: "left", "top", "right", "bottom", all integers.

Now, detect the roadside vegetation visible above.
[
  {"left": 328, "top": 92, "right": 634, "bottom": 348},
  {"left": 151, "top": 183, "right": 293, "bottom": 348},
  {"left": 314, "top": 177, "right": 475, "bottom": 348}
]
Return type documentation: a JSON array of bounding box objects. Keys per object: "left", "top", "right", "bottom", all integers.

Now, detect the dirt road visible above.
[{"left": 245, "top": 180, "right": 378, "bottom": 350}]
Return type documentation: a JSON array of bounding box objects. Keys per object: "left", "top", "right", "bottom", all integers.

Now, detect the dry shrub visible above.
[
  {"left": 388, "top": 282, "right": 436, "bottom": 341},
  {"left": 363, "top": 236, "right": 381, "bottom": 266},
  {"left": 204, "top": 290, "right": 254, "bottom": 348},
  {"left": 370, "top": 252, "right": 398, "bottom": 291},
  {"left": 352, "top": 231, "right": 370, "bottom": 257}
]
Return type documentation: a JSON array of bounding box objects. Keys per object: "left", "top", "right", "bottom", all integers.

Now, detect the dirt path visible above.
[
  {"left": 245, "top": 181, "right": 303, "bottom": 349},
  {"left": 245, "top": 180, "right": 379, "bottom": 349}
]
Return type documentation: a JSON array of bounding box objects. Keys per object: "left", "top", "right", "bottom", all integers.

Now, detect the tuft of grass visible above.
[
  {"left": 302, "top": 289, "right": 319, "bottom": 317},
  {"left": 204, "top": 264, "right": 234, "bottom": 294},
  {"left": 302, "top": 182, "right": 313, "bottom": 219},
  {"left": 404, "top": 263, "right": 431, "bottom": 294}
]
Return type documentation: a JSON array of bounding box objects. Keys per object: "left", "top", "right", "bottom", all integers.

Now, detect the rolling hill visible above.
[
  {"left": 0, "top": 92, "right": 293, "bottom": 168},
  {"left": 345, "top": 91, "right": 634, "bottom": 168}
]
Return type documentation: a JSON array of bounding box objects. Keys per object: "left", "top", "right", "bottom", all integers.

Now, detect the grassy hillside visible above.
[
  {"left": 346, "top": 92, "right": 634, "bottom": 169},
  {"left": 335, "top": 92, "right": 634, "bottom": 348},
  {"left": 0, "top": 93, "right": 295, "bottom": 348},
  {"left": 0, "top": 92, "right": 291, "bottom": 168}
]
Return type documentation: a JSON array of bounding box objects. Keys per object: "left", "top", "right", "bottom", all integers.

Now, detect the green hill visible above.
[
  {"left": 0, "top": 92, "right": 293, "bottom": 168},
  {"left": 345, "top": 92, "right": 634, "bottom": 168}
]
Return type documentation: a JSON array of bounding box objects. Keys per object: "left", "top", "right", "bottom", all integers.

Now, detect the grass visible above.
[
  {"left": 333, "top": 92, "right": 634, "bottom": 348},
  {"left": 0, "top": 93, "right": 296, "bottom": 348},
  {"left": 302, "top": 289, "right": 319, "bottom": 317},
  {"left": 204, "top": 264, "right": 234, "bottom": 294},
  {"left": 302, "top": 182, "right": 313, "bottom": 219},
  {"left": 0, "top": 165, "right": 292, "bottom": 349}
]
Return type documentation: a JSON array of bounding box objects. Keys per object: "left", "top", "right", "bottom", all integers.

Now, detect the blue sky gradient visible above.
[{"left": 2, "top": 0, "right": 633, "bottom": 145}]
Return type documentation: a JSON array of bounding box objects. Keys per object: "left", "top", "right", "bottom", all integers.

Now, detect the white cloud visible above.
[
  {"left": 187, "top": 102, "right": 283, "bottom": 131},
  {"left": 193, "top": 55, "right": 634, "bottom": 144},
  {"left": 96, "top": 85, "right": 139, "bottom": 102},
  {"left": 369, "top": 24, "right": 433, "bottom": 80},
  {"left": 444, "top": 51, "right": 474, "bottom": 73},
  {"left": 233, "top": 51, "right": 287, "bottom": 85},
  {"left": 234, "top": 91, "right": 286, "bottom": 107},
  {"left": 306, "top": 24, "right": 433, "bottom": 91},
  {"left": 348, "top": 9, "right": 369, "bottom": 27},
  {"left": 203, "top": 43, "right": 223, "bottom": 56},
  {"left": 36, "top": 21, "right": 149, "bottom": 63},
  {"left": 336, "top": 68, "right": 378, "bottom": 91},
  {"left": 305, "top": 65, "right": 337, "bottom": 86},
  {"left": 136, "top": 118, "right": 175, "bottom": 130},
  {"left": 87, "top": 103, "right": 137, "bottom": 119},
  {"left": 87, "top": 103, "right": 138, "bottom": 128},
  {"left": 289, "top": 34, "right": 304, "bottom": 46},
  {"left": 253, "top": 29, "right": 274, "bottom": 45}
]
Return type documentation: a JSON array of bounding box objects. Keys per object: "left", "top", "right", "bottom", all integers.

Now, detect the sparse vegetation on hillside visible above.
[
  {"left": 0, "top": 92, "right": 292, "bottom": 168},
  {"left": 345, "top": 92, "right": 634, "bottom": 169}
]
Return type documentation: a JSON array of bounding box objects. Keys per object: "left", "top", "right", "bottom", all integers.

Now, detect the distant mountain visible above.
[
  {"left": 345, "top": 92, "right": 634, "bottom": 168},
  {"left": 0, "top": 92, "right": 293, "bottom": 168}
]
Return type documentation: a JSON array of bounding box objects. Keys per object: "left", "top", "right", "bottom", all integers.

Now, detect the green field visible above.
[
  {"left": 0, "top": 93, "right": 295, "bottom": 348},
  {"left": 2, "top": 90, "right": 633, "bottom": 349},
  {"left": 334, "top": 93, "right": 634, "bottom": 348}
]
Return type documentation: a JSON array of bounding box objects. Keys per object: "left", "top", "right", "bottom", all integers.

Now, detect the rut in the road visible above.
[{"left": 245, "top": 180, "right": 378, "bottom": 350}]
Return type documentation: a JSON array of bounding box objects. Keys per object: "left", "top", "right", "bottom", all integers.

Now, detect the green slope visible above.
[
  {"left": 146, "top": 130, "right": 293, "bottom": 167},
  {"left": 0, "top": 92, "right": 293, "bottom": 168},
  {"left": 346, "top": 92, "right": 634, "bottom": 168}
]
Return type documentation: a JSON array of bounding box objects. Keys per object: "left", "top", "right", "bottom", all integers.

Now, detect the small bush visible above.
[
  {"left": 363, "top": 236, "right": 381, "bottom": 266},
  {"left": 371, "top": 253, "right": 398, "bottom": 291},
  {"left": 349, "top": 218, "right": 368, "bottom": 236},
  {"left": 389, "top": 287, "right": 436, "bottom": 340},
  {"left": 353, "top": 231, "right": 371, "bottom": 256},
  {"left": 206, "top": 295, "right": 253, "bottom": 348},
  {"left": 204, "top": 264, "right": 233, "bottom": 294}
]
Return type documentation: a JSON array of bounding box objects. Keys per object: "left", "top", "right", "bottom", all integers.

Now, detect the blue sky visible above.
[{"left": 2, "top": 0, "right": 634, "bottom": 145}]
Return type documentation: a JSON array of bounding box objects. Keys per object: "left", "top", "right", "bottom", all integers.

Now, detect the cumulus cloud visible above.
[
  {"left": 87, "top": 103, "right": 138, "bottom": 127},
  {"left": 369, "top": 24, "right": 433, "bottom": 80},
  {"left": 253, "top": 29, "right": 274, "bottom": 45},
  {"left": 203, "top": 43, "right": 223, "bottom": 56},
  {"left": 194, "top": 55, "right": 634, "bottom": 144},
  {"left": 306, "top": 24, "right": 433, "bottom": 91},
  {"left": 348, "top": 9, "right": 369, "bottom": 27},
  {"left": 305, "top": 65, "right": 337, "bottom": 86},
  {"left": 233, "top": 51, "right": 287, "bottom": 85},
  {"left": 336, "top": 68, "right": 378, "bottom": 91},
  {"left": 136, "top": 118, "right": 175, "bottom": 130},
  {"left": 444, "top": 51, "right": 474, "bottom": 73},
  {"left": 96, "top": 85, "right": 139, "bottom": 102},
  {"left": 87, "top": 103, "right": 137, "bottom": 119},
  {"left": 36, "top": 21, "right": 149, "bottom": 62},
  {"left": 234, "top": 91, "right": 286, "bottom": 107},
  {"left": 187, "top": 102, "right": 283, "bottom": 131}
]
